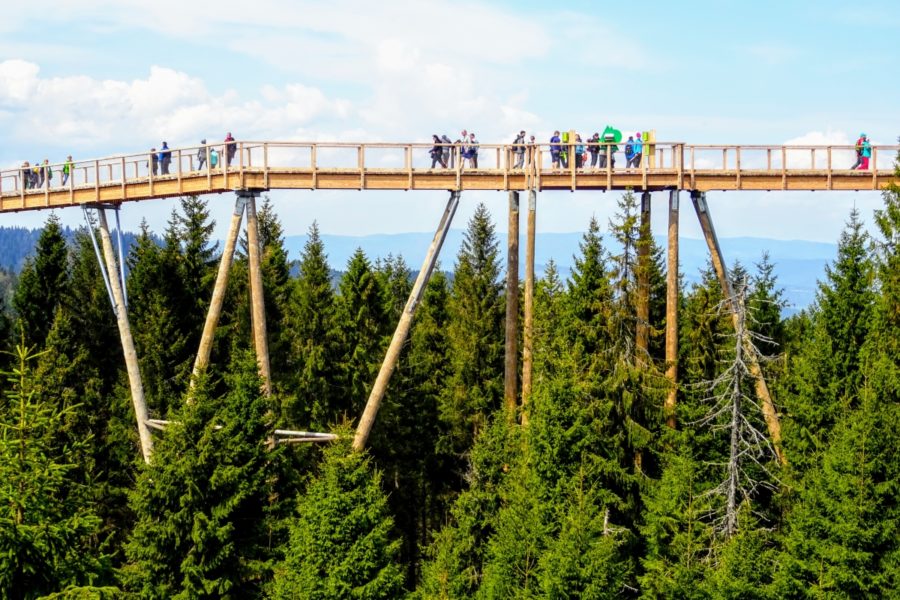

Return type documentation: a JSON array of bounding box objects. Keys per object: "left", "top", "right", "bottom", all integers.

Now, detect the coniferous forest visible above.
[{"left": 1, "top": 154, "right": 899, "bottom": 599}]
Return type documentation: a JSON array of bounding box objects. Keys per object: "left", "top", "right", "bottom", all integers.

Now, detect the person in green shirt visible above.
[{"left": 62, "top": 156, "right": 73, "bottom": 185}]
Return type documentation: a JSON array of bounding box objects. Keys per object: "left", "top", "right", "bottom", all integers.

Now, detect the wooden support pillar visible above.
[
  {"left": 245, "top": 192, "right": 272, "bottom": 396},
  {"left": 690, "top": 191, "right": 786, "bottom": 465},
  {"left": 190, "top": 194, "right": 247, "bottom": 393},
  {"left": 353, "top": 191, "right": 462, "bottom": 451},
  {"left": 97, "top": 209, "right": 154, "bottom": 463},
  {"left": 504, "top": 191, "right": 520, "bottom": 420},
  {"left": 665, "top": 190, "right": 679, "bottom": 429},
  {"left": 636, "top": 191, "right": 652, "bottom": 363},
  {"left": 521, "top": 189, "right": 536, "bottom": 426}
]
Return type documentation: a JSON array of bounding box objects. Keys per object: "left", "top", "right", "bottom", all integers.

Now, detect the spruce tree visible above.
[
  {"left": 284, "top": 222, "right": 339, "bottom": 429},
  {"left": 0, "top": 344, "right": 107, "bottom": 598},
  {"left": 12, "top": 213, "right": 69, "bottom": 350},
  {"left": 333, "top": 248, "right": 388, "bottom": 422},
  {"left": 124, "top": 352, "right": 277, "bottom": 598},
  {"left": 271, "top": 436, "right": 404, "bottom": 599},
  {"left": 440, "top": 203, "right": 504, "bottom": 459},
  {"left": 783, "top": 209, "right": 874, "bottom": 476},
  {"left": 127, "top": 221, "right": 187, "bottom": 417}
]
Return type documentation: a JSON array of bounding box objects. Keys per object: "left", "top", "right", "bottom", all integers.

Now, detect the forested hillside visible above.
[{"left": 1, "top": 155, "right": 899, "bottom": 598}]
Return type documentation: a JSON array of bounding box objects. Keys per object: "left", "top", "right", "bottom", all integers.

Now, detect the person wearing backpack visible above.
[
  {"left": 624, "top": 136, "right": 635, "bottom": 168},
  {"left": 513, "top": 130, "right": 526, "bottom": 169},
  {"left": 858, "top": 135, "right": 872, "bottom": 170},
  {"left": 851, "top": 133, "right": 866, "bottom": 169},
  {"left": 430, "top": 134, "right": 447, "bottom": 168}
]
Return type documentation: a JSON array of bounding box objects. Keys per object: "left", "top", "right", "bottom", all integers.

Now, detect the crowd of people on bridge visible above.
[
  {"left": 429, "top": 127, "right": 649, "bottom": 170},
  {"left": 12, "top": 129, "right": 883, "bottom": 192},
  {"left": 16, "top": 133, "right": 238, "bottom": 191}
]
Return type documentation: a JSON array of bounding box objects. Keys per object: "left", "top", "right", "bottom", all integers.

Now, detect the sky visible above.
[{"left": 0, "top": 0, "right": 897, "bottom": 244}]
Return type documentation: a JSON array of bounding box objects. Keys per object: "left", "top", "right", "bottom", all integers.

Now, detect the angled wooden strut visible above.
[
  {"left": 665, "top": 190, "right": 679, "bottom": 428},
  {"left": 504, "top": 191, "right": 520, "bottom": 421},
  {"left": 94, "top": 207, "right": 154, "bottom": 463},
  {"left": 189, "top": 193, "right": 248, "bottom": 396},
  {"left": 353, "top": 191, "right": 462, "bottom": 451},
  {"left": 690, "top": 191, "right": 786, "bottom": 465},
  {"left": 521, "top": 189, "right": 536, "bottom": 426}
]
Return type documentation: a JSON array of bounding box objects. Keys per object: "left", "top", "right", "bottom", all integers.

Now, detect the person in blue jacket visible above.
[
  {"left": 632, "top": 132, "right": 644, "bottom": 167},
  {"left": 550, "top": 131, "right": 561, "bottom": 169},
  {"left": 159, "top": 142, "right": 172, "bottom": 175}
]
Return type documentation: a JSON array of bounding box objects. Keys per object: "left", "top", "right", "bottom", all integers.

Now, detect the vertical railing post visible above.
[
  {"left": 767, "top": 148, "right": 772, "bottom": 171},
  {"left": 177, "top": 149, "right": 183, "bottom": 194},
  {"left": 311, "top": 144, "right": 318, "bottom": 189},
  {"left": 358, "top": 145, "right": 365, "bottom": 189},
  {"left": 781, "top": 146, "right": 787, "bottom": 190},
  {"left": 827, "top": 146, "right": 833, "bottom": 190}
]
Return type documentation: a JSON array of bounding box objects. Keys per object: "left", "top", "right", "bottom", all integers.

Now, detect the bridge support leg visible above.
[
  {"left": 504, "top": 191, "right": 520, "bottom": 421},
  {"left": 245, "top": 192, "right": 272, "bottom": 396},
  {"left": 353, "top": 191, "right": 462, "bottom": 451},
  {"left": 636, "top": 191, "right": 652, "bottom": 364},
  {"left": 96, "top": 208, "right": 154, "bottom": 463},
  {"left": 521, "top": 189, "right": 536, "bottom": 427},
  {"left": 690, "top": 191, "right": 785, "bottom": 464},
  {"left": 190, "top": 193, "right": 247, "bottom": 394},
  {"left": 665, "top": 190, "right": 679, "bottom": 428}
]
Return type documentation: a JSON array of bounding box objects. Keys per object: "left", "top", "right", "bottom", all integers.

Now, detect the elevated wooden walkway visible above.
[{"left": 1, "top": 141, "right": 896, "bottom": 213}]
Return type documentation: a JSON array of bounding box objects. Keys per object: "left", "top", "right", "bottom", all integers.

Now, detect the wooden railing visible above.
[{"left": 1, "top": 141, "right": 897, "bottom": 199}]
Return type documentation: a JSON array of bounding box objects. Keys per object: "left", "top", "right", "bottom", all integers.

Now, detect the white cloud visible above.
[{"left": 0, "top": 60, "right": 355, "bottom": 154}]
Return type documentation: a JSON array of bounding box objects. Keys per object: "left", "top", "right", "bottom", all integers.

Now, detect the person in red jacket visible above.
[
  {"left": 225, "top": 132, "right": 236, "bottom": 166},
  {"left": 850, "top": 133, "right": 865, "bottom": 169}
]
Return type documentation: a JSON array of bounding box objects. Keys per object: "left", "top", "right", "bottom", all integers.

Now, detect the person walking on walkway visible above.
[
  {"left": 35, "top": 160, "right": 45, "bottom": 188},
  {"left": 430, "top": 135, "right": 447, "bottom": 168},
  {"left": 851, "top": 133, "right": 866, "bottom": 169},
  {"left": 632, "top": 132, "right": 644, "bottom": 168},
  {"left": 588, "top": 133, "right": 600, "bottom": 168},
  {"left": 159, "top": 142, "right": 172, "bottom": 175},
  {"left": 527, "top": 135, "right": 536, "bottom": 169},
  {"left": 467, "top": 132, "right": 479, "bottom": 169},
  {"left": 197, "top": 139, "right": 207, "bottom": 170},
  {"left": 550, "top": 131, "right": 561, "bottom": 169},
  {"left": 225, "top": 132, "right": 236, "bottom": 166},
  {"left": 513, "top": 130, "right": 526, "bottom": 169},
  {"left": 575, "top": 134, "right": 586, "bottom": 169},
  {"left": 624, "top": 136, "right": 635, "bottom": 168},
  {"left": 21, "top": 162, "right": 31, "bottom": 190},
  {"left": 858, "top": 135, "right": 872, "bottom": 170},
  {"left": 62, "top": 156, "right": 73, "bottom": 185},
  {"left": 42, "top": 159, "right": 52, "bottom": 187},
  {"left": 441, "top": 134, "right": 452, "bottom": 168},
  {"left": 150, "top": 148, "right": 159, "bottom": 176}
]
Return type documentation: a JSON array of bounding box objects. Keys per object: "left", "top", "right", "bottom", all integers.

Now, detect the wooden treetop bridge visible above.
[
  {"left": 6, "top": 139, "right": 898, "bottom": 466},
  {"left": 1, "top": 140, "right": 897, "bottom": 213}
]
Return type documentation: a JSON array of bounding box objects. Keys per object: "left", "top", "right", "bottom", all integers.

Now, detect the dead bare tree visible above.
[{"left": 694, "top": 277, "right": 779, "bottom": 538}]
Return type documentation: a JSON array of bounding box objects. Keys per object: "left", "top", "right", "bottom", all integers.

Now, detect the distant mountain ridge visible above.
[
  {"left": 0, "top": 226, "right": 835, "bottom": 312},
  {"left": 285, "top": 231, "right": 835, "bottom": 312}
]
